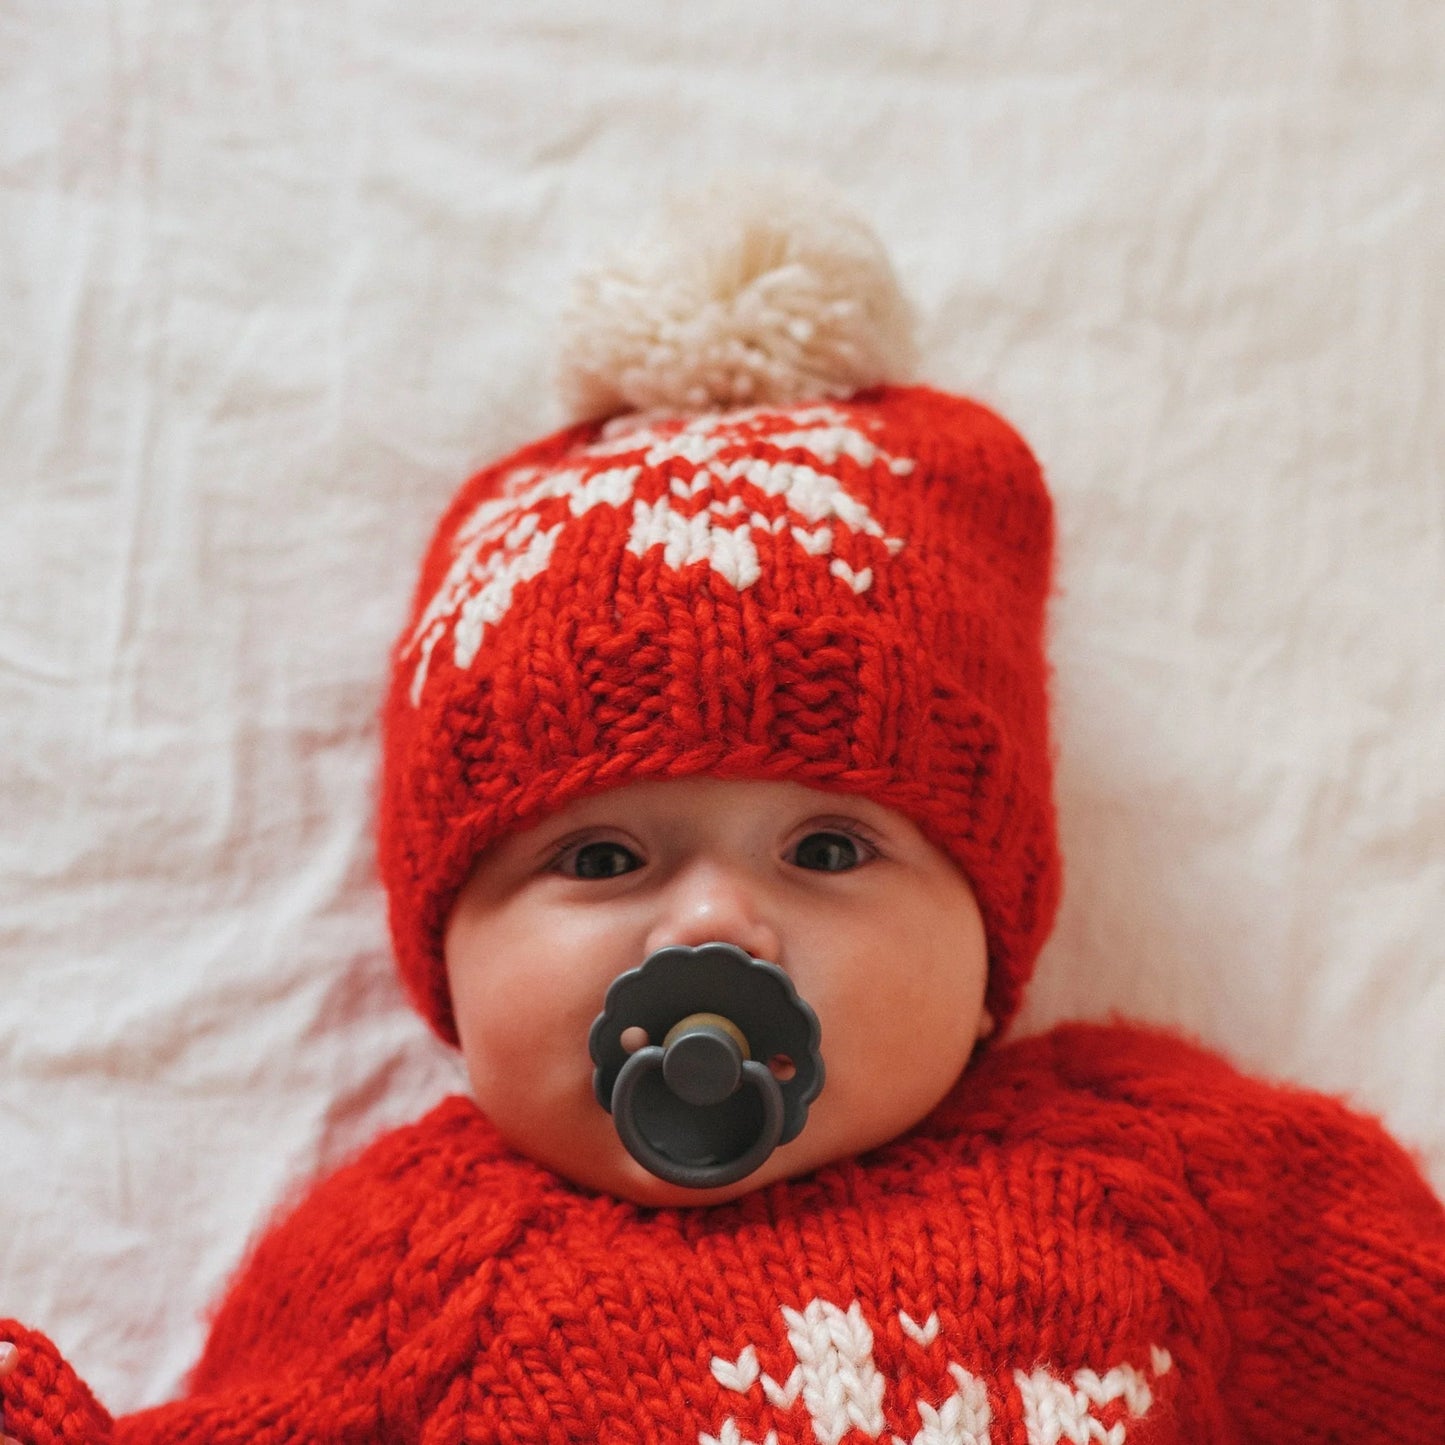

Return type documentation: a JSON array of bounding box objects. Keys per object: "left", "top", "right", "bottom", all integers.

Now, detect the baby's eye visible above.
[
  {"left": 790, "top": 830, "right": 870, "bottom": 873},
  {"left": 558, "top": 841, "right": 642, "bottom": 880}
]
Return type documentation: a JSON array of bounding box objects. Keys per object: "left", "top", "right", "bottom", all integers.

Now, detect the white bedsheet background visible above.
[{"left": 3, "top": 2, "right": 1442, "bottom": 1414}]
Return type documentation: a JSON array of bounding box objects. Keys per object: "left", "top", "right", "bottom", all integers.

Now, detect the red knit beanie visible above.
[{"left": 379, "top": 176, "right": 1060, "bottom": 1044}]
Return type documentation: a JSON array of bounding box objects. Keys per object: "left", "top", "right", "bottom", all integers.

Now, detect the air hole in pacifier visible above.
[
  {"left": 620, "top": 1026, "right": 650, "bottom": 1053},
  {"left": 768, "top": 1053, "right": 797, "bottom": 1082}
]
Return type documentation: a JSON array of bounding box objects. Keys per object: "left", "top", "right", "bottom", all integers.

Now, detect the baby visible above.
[{"left": 3, "top": 176, "right": 1442, "bottom": 1444}]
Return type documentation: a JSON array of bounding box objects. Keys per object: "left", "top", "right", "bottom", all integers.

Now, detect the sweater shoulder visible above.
[
  {"left": 957, "top": 1018, "right": 1263, "bottom": 1123},
  {"left": 266, "top": 1094, "right": 508, "bottom": 1224},
  {"left": 189, "top": 1095, "right": 534, "bottom": 1392},
  {"left": 973, "top": 1017, "right": 1359, "bottom": 1117},
  {"left": 229, "top": 1092, "right": 541, "bottom": 1270},
  {"left": 958, "top": 1020, "right": 1440, "bottom": 1219}
]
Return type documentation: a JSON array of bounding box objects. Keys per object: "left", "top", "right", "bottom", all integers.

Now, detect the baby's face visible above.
[{"left": 443, "top": 777, "right": 991, "bottom": 1207}]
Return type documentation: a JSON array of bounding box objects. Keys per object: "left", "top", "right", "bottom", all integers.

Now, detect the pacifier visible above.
[{"left": 588, "top": 942, "right": 825, "bottom": 1189}]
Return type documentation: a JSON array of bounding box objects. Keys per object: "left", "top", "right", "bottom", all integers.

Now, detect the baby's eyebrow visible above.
[{"left": 530, "top": 822, "right": 634, "bottom": 856}]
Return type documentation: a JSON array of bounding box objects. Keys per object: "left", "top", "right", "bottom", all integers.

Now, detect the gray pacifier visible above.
[{"left": 588, "top": 942, "right": 825, "bottom": 1189}]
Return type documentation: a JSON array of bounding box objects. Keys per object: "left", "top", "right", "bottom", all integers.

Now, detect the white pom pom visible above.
[{"left": 559, "top": 172, "right": 917, "bottom": 418}]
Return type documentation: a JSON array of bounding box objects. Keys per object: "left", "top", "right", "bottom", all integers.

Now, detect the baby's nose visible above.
[{"left": 644, "top": 864, "right": 782, "bottom": 965}]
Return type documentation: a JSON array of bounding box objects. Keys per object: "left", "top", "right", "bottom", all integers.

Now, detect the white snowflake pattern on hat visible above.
[{"left": 404, "top": 404, "right": 912, "bottom": 706}]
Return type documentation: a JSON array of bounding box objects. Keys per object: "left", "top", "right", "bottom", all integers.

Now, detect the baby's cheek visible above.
[
  {"left": 830, "top": 966, "right": 963, "bottom": 1054},
  {"left": 477, "top": 1002, "right": 610, "bottom": 1123},
  {"left": 835, "top": 987, "right": 979, "bottom": 1124}
]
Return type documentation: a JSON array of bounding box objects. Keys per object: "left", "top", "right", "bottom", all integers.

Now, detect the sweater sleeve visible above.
[
  {"left": 0, "top": 1315, "right": 387, "bottom": 1445},
  {"left": 0, "top": 1148, "right": 394, "bottom": 1445},
  {"left": 1159, "top": 1045, "right": 1445, "bottom": 1436},
  {"left": 1215, "top": 1089, "right": 1445, "bottom": 1436},
  {"left": 1, "top": 1098, "right": 507, "bottom": 1445},
  {"left": 0, "top": 1322, "right": 113, "bottom": 1445}
]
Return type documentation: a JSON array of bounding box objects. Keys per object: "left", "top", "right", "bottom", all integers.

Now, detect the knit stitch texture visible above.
[{"left": 5, "top": 1022, "right": 1443, "bottom": 1444}]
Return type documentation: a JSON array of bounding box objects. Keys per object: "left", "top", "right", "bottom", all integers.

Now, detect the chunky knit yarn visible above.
[
  {"left": 379, "top": 385, "right": 1059, "bottom": 1043},
  {"left": 6, "top": 1022, "right": 1443, "bottom": 1444}
]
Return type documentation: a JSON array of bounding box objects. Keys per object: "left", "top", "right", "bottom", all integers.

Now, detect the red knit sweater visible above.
[{"left": 6, "top": 1022, "right": 1444, "bottom": 1444}]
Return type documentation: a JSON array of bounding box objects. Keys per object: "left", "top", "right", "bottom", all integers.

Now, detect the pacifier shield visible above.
[{"left": 589, "top": 943, "right": 824, "bottom": 1189}]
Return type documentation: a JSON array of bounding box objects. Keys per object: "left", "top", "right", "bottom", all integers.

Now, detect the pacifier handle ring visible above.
[{"left": 611, "top": 1049, "right": 786, "bottom": 1190}]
